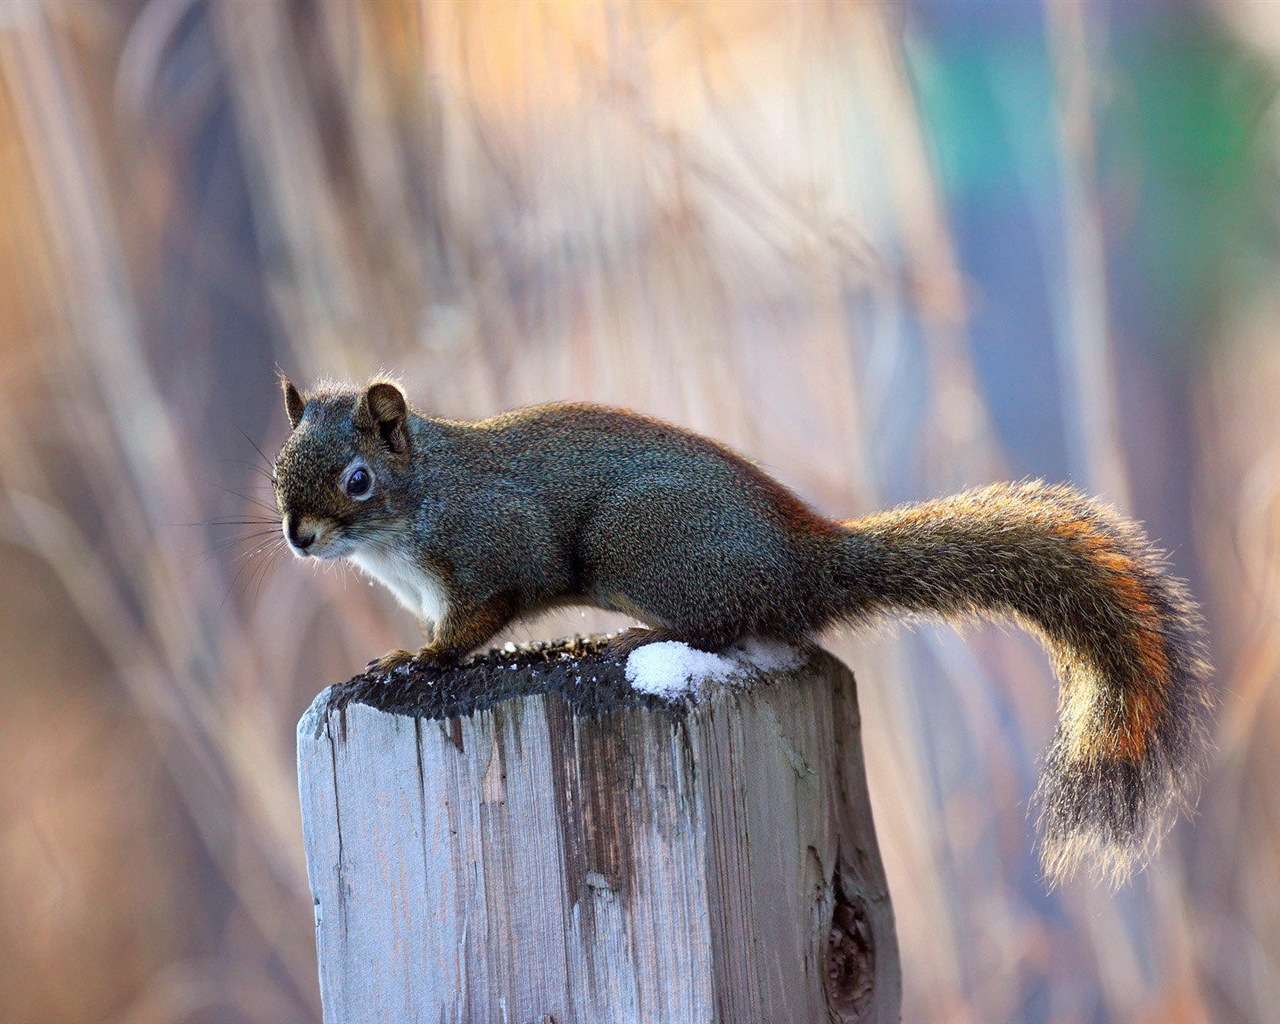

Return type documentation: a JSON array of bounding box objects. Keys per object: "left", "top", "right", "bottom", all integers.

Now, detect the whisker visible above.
[
  {"left": 213, "top": 532, "right": 283, "bottom": 566},
  {"left": 236, "top": 460, "right": 277, "bottom": 484},
  {"left": 208, "top": 530, "right": 282, "bottom": 554},
  {"left": 192, "top": 517, "right": 279, "bottom": 527},
  {"left": 193, "top": 473, "right": 279, "bottom": 519},
  {"left": 222, "top": 536, "right": 286, "bottom": 613},
  {"left": 245, "top": 538, "right": 288, "bottom": 613},
  {"left": 198, "top": 475, "right": 280, "bottom": 516},
  {"left": 239, "top": 427, "right": 276, "bottom": 473}
]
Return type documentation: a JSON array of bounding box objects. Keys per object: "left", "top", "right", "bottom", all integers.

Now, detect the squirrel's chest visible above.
[{"left": 348, "top": 548, "right": 449, "bottom": 624}]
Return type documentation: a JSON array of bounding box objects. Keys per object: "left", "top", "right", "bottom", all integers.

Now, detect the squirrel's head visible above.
[{"left": 272, "top": 377, "right": 414, "bottom": 560}]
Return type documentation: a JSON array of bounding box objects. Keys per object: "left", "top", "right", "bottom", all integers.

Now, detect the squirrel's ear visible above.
[
  {"left": 281, "top": 376, "right": 306, "bottom": 430},
  {"left": 357, "top": 381, "right": 410, "bottom": 454}
]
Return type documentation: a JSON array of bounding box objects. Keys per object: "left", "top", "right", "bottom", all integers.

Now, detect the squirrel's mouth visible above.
[{"left": 282, "top": 514, "right": 352, "bottom": 559}]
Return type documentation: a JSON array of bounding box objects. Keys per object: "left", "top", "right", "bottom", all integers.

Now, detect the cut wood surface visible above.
[{"left": 297, "top": 637, "right": 899, "bottom": 1024}]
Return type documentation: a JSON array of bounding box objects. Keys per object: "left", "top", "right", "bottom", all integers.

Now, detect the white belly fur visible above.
[{"left": 348, "top": 547, "right": 449, "bottom": 624}]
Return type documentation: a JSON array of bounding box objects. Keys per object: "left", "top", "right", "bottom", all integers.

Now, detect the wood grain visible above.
[{"left": 297, "top": 640, "right": 899, "bottom": 1023}]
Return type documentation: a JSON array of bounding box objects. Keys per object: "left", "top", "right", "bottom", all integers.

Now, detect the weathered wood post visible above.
[{"left": 297, "top": 637, "right": 899, "bottom": 1023}]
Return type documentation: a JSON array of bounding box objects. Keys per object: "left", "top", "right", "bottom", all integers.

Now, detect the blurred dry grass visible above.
[{"left": 0, "top": 1, "right": 1275, "bottom": 1021}]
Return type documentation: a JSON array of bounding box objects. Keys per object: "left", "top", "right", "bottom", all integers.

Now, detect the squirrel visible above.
[{"left": 272, "top": 376, "right": 1212, "bottom": 885}]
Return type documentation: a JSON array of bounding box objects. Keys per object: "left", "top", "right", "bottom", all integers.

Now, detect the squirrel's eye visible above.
[{"left": 345, "top": 466, "right": 373, "bottom": 498}]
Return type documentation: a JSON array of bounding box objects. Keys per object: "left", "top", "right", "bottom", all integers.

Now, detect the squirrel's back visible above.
[{"left": 473, "top": 401, "right": 842, "bottom": 533}]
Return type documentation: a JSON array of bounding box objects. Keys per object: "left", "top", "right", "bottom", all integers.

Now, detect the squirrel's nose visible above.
[{"left": 284, "top": 514, "right": 316, "bottom": 555}]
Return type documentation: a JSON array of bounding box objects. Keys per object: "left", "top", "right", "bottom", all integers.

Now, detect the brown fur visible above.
[{"left": 274, "top": 380, "right": 1213, "bottom": 885}]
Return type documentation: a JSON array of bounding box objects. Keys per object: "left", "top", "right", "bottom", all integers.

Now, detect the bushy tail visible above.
[{"left": 835, "top": 481, "right": 1213, "bottom": 885}]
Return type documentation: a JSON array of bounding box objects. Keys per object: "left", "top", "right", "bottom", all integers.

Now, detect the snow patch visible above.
[
  {"left": 735, "top": 637, "right": 806, "bottom": 673},
  {"left": 624, "top": 638, "right": 806, "bottom": 699}
]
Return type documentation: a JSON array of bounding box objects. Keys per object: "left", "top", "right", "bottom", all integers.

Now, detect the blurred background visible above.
[{"left": 0, "top": 0, "right": 1276, "bottom": 1021}]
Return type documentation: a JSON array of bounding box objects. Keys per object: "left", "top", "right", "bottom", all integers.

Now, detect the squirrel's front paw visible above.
[
  {"left": 367, "top": 645, "right": 456, "bottom": 676},
  {"left": 368, "top": 648, "right": 417, "bottom": 674},
  {"left": 409, "top": 645, "right": 456, "bottom": 669}
]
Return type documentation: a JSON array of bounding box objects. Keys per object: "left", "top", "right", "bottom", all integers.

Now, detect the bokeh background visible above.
[{"left": 0, "top": 1, "right": 1276, "bottom": 1021}]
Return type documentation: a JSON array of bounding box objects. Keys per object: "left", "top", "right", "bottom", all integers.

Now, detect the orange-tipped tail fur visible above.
[{"left": 836, "top": 482, "right": 1213, "bottom": 885}]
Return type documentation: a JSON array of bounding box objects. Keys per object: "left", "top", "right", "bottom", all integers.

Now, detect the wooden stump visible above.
[{"left": 297, "top": 638, "right": 899, "bottom": 1024}]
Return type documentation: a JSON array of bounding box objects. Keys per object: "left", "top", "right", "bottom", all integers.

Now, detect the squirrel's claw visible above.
[
  {"left": 368, "top": 645, "right": 455, "bottom": 676},
  {"left": 368, "top": 648, "right": 416, "bottom": 674}
]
